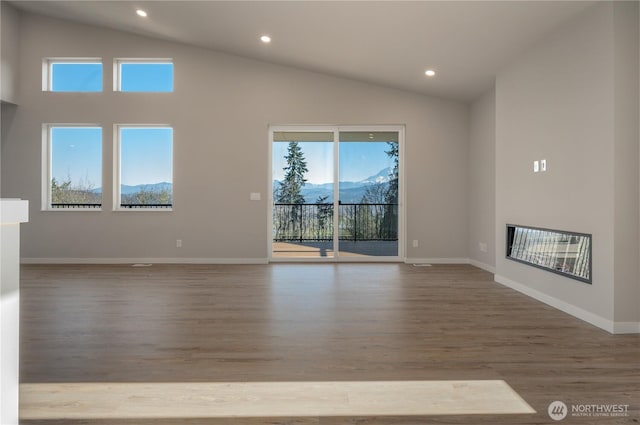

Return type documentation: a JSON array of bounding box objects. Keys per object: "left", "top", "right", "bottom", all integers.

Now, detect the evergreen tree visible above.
[
  {"left": 384, "top": 142, "right": 399, "bottom": 204},
  {"left": 276, "top": 142, "right": 308, "bottom": 204},
  {"left": 382, "top": 142, "right": 399, "bottom": 240},
  {"left": 315, "top": 195, "right": 332, "bottom": 240},
  {"left": 275, "top": 142, "right": 309, "bottom": 240}
]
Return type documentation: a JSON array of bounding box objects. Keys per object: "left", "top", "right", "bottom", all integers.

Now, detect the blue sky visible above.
[
  {"left": 51, "top": 127, "right": 102, "bottom": 188},
  {"left": 272, "top": 141, "right": 396, "bottom": 184},
  {"left": 120, "top": 128, "right": 173, "bottom": 186},
  {"left": 51, "top": 62, "right": 173, "bottom": 92},
  {"left": 51, "top": 63, "right": 102, "bottom": 92},
  {"left": 120, "top": 63, "right": 173, "bottom": 92}
]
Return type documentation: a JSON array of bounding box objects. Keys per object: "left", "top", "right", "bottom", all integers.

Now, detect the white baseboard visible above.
[
  {"left": 612, "top": 322, "right": 640, "bottom": 334},
  {"left": 21, "top": 258, "right": 269, "bottom": 265},
  {"left": 405, "top": 257, "right": 469, "bottom": 265},
  {"left": 495, "top": 274, "right": 639, "bottom": 334},
  {"left": 468, "top": 259, "right": 496, "bottom": 274}
]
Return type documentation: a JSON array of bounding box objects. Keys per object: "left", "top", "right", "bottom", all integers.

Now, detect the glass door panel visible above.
[
  {"left": 272, "top": 131, "right": 335, "bottom": 258},
  {"left": 338, "top": 132, "right": 399, "bottom": 257}
]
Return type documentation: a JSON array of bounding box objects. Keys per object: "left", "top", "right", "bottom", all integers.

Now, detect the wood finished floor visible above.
[{"left": 19, "top": 264, "right": 640, "bottom": 425}]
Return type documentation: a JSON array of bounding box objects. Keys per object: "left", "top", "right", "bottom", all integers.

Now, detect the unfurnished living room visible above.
[{"left": 0, "top": 1, "right": 639, "bottom": 424}]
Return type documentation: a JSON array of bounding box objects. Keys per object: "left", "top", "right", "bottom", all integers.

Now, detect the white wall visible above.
[
  {"left": 613, "top": 1, "right": 639, "bottom": 325},
  {"left": 0, "top": 12, "right": 469, "bottom": 262},
  {"left": 1, "top": 2, "right": 20, "bottom": 104},
  {"left": 495, "top": 2, "right": 639, "bottom": 332},
  {"left": 468, "top": 88, "right": 495, "bottom": 271}
]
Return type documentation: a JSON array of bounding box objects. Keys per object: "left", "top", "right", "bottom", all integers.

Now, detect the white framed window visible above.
[
  {"left": 114, "top": 125, "right": 173, "bottom": 211},
  {"left": 113, "top": 59, "right": 174, "bottom": 92},
  {"left": 42, "top": 58, "right": 103, "bottom": 92},
  {"left": 42, "top": 125, "right": 103, "bottom": 210}
]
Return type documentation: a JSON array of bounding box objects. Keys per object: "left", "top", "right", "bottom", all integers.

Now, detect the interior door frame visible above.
[{"left": 268, "top": 124, "right": 405, "bottom": 262}]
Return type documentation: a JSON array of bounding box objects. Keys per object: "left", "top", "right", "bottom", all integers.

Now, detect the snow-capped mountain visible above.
[{"left": 273, "top": 167, "right": 394, "bottom": 203}]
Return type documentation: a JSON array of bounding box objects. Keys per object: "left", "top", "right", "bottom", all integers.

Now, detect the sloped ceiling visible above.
[{"left": 10, "top": 0, "right": 596, "bottom": 102}]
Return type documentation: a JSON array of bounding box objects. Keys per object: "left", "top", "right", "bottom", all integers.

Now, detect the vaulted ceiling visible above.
[{"left": 10, "top": 0, "right": 596, "bottom": 102}]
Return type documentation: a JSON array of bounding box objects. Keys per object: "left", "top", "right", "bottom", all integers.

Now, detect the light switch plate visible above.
[
  {"left": 540, "top": 159, "right": 547, "bottom": 172},
  {"left": 533, "top": 160, "right": 539, "bottom": 173},
  {"left": 250, "top": 192, "right": 261, "bottom": 201}
]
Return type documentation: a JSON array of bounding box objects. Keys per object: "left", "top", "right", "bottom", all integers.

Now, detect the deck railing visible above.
[
  {"left": 273, "top": 203, "right": 398, "bottom": 242},
  {"left": 50, "top": 203, "right": 172, "bottom": 209},
  {"left": 51, "top": 203, "right": 102, "bottom": 209},
  {"left": 120, "top": 204, "right": 172, "bottom": 209}
]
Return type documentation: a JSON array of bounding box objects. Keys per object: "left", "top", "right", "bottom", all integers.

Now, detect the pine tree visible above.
[
  {"left": 384, "top": 142, "right": 399, "bottom": 204},
  {"left": 277, "top": 142, "right": 308, "bottom": 204},
  {"left": 382, "top": 142, "right": 399, "bottom": 240},
  {"left": 315, "top": 195, "right": 332, "bottom": 240},
  {"left": 276, "top": 142, "right": 309, "bottom": 240}
]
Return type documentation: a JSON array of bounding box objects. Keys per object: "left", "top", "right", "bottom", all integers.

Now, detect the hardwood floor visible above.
[{"left": 19, "top": 264, "right": 640, "bottom": 424}]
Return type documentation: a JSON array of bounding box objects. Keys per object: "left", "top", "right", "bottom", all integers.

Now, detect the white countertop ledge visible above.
[{"left": 0, "top": 199, "right": 29, "bottom": 224}]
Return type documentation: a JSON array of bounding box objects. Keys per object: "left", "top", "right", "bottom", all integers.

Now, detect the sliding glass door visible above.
[
  {"left": 269, "top": 126, "right": 403, "bottom": 261},
  {"left": 271, "top": 131, "right": 335, "bottom": 258},
  {"left": 338, "top": 132, "right": 399, "bottom": 257}
]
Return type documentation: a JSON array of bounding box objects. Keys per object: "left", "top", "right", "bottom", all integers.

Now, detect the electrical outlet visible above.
[
  {"left": 412, "top": 240, "right": 419, "bottom": 248},
  {"left": 176, "top": 239, "right": 182, "bottom": 248},
  {"left": 479, "top": 242, "right": 488, "bottom": 252}
]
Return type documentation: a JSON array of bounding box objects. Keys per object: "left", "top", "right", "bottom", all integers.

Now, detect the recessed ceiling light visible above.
[
  {"left": 425, "top": 69, "right": 436, "bottom": 77},
  {"left": 260, "top": 35, "right": 272, "bottom": 44},
  {"left": 136, "top": 9, "right": 148, "bottom": 18}
]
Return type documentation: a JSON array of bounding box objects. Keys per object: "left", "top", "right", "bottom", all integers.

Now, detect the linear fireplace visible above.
[{"left": 506, "top": 224, "right": 591, "bottom": 283}]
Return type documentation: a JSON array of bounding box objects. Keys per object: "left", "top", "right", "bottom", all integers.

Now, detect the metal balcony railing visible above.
[
  {"left": 51, "top": 203, "right": 102, "bottom": 209},
  {"left": 120, "top": 204, "right": 172, "bottom": 209},
  {"left": 273, "top": 203, "right": 398, "bottom": 242},
  {"left": 50, "top": 203, "right": 172, "bottom": 209}
]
